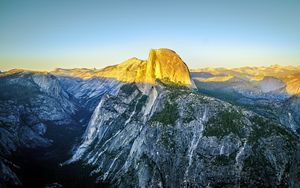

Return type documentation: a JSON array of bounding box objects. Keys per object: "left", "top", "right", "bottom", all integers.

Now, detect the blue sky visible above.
[{"left": 0, "top": 0, "right": 300, "bottom": 70}]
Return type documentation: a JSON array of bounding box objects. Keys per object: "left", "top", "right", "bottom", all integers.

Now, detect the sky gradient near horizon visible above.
[{"left": 0, "top": 0, "right": 300, "bottom": 71}]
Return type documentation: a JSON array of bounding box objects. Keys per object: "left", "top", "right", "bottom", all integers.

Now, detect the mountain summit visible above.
[
  {"left": 95, "top": 48, "right": 194, "bottom": 87},
  {"left": 145, "top": 48, "right": 192, "bottom": 85}
]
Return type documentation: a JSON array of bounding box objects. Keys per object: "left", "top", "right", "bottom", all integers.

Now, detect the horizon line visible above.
[{"left": 2, "top": 63, "right": 300, "bottom": 73}]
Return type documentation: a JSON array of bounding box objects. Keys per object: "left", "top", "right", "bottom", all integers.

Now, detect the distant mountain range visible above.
[
  {"left": 0, "top": 49, "right": 299, "bottom": 187},
  {"left": 191, "top": 65, "right": 300, "bottom": 95}
]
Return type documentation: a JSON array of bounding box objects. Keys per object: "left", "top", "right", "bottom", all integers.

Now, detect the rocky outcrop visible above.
[{"left": 145, "top": 48, "right": 193, "bottom": 85}]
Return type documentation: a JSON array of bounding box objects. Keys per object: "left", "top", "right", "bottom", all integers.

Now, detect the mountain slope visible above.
[
  {"left": 0, "top": 72, "right": 85, "bottom": 186},
  {"left": 68, "top": 82, "right": 299, "bottom": 187}
]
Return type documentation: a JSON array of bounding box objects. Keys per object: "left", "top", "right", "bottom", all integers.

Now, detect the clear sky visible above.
[{"left": 0, "top": 0, "right": 300, "bottom": 71}]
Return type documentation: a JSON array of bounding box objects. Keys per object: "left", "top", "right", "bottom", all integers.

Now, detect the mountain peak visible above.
[
  {"left": 96, "top": 48, "right": 194, "bottom": 87},
  {"left": 145, "top": 48, "right": 192, "bottom": 85}
]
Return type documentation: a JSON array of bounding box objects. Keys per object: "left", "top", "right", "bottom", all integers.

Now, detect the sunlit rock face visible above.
[
  {"left": 145, "top": 48, "right": 192, "bottom": 85},
  {"left": 51, "top": 49, "right": 194, "bottom": 87},
  {"left": 95, "top": 48, "right": 194, "bottom": 87}
]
